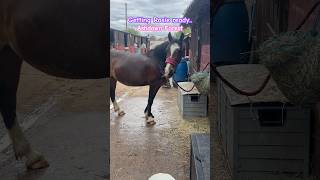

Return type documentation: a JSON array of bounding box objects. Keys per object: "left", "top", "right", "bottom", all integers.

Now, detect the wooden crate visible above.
[
  {"left": 177, "top": 82, "right": 208, "bottom": 118},
  {"left": 216, "top": 65, "right": 310, "bottom": 179},
  {"left": 190, "top": 134, "right": 210, "bottom": 180}
]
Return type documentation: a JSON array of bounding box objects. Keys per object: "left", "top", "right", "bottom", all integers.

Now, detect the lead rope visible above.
[
  {"left": 295, "top": 1, "right": 320, "bottom": 31},
  {"left": 211, "top": 63, "right": 271, "bottom": 96},
  {"left": 172, "top": 1, "right": 320, "bottom": 94},
  {"left": 172, "top": 61, "right": 210, "bottom": 92},
  {"left": 208, "top": 1, "right": 320, "bottom": 97}
]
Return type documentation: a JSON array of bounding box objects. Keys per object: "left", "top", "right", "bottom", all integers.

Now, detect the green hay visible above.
[
  {"left": 258, "top": 31, "right": 320, "bottom": 105},
  {"left": 190, "top": 72, "right": 210, "bottom": 95}
]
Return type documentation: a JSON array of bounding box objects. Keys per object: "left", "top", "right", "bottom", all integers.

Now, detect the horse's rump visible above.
[{"left": 1, "top": 0, "right": 108, "bottom": 79}]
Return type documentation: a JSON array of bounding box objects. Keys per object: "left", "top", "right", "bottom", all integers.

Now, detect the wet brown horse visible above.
[
  {"left": 0, "top": 0, "right": 107, "bottom": 169},
  {"left": 110, "top": 32, "right": 184, "bottom": 125}
]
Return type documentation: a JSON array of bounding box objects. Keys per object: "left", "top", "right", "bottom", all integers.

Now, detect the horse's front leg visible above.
[
  {"left": 0, "top": 46, "right": 49, "bottom": 169},
  {"left": 144, "top": 80, "right": 163, "bottom": 126},
  {"left": 110, "top": 78, "right": 125, "bottom": 116}
]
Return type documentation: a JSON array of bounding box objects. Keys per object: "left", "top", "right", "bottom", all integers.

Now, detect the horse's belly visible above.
[
  {"left": 115, "top": 71, "right": 158, "bottom": 86},
  {"left": 113, "top": 63, "right": 161, "bottom": 86},
  {"left": 118, "top": 79, "right": 149, "bottom": 86}
]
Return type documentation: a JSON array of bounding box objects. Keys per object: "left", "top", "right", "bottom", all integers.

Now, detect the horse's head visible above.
[{"left": 163, "top": 32, "right": 184, "bottom": 79}]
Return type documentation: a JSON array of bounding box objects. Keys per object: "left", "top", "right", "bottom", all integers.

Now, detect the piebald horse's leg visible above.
[
  {"left": 110, "top": 78, "right": 125, "bottom": 116},
  {"left": 0, "top": 46, "right": 49, "bottom": 169},
  {"left": 144, "top": 80, "right": 163, "bottom": 126}
]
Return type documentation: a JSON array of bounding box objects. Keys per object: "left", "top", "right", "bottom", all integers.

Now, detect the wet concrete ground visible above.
[
  {"left": 110, "top": 83, "right": 209, "bottom": 180},
  {"left": 0, "top": 63, "right": 109, "bottom": 180}
]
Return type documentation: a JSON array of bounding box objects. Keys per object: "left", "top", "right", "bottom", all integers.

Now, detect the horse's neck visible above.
[
  {"left": 151, "top": 53, "right": 166, "bottom": 72},
  {"left": 146, "top": 41, "right": 169, "bottom": 72},
  {"left": 147, "top": 49, "right": 166, "bottom": 69}
]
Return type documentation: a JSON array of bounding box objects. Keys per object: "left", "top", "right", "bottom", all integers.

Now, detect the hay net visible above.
[
  {"left": 190, "top": 72, "right": 210, "bottom": 95},
  {"left": 257, "top": 30, "right": 320, "bottom": 105}
]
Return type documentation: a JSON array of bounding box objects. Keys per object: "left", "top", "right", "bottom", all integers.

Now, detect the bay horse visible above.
[
  {"left": 0, "top": 0, "right": 107, "bottom": 170},
  {"left": 110, "top": 32, "right": 184, "bottom": 125}
]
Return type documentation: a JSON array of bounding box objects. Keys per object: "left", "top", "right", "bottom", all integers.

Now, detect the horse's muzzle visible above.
[{"left": 164, "top": 63, "right": 175, "bottom": 79}]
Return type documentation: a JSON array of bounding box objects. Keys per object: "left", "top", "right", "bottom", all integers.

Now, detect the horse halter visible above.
[{"left": 165, "top": 56, "right": 179, "bottom": 67}]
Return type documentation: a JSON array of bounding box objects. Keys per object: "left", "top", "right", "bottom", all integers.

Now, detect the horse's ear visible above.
[
  {"left": 168, "top": 32, "right": 173, "bottom": 42},
  {"left": 179, "top": 33, "right": 184, "bottom": 42}
]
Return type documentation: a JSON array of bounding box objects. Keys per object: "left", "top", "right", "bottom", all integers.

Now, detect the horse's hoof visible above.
[
  {"left": 146, "top": 117, "right": 156, "bottom": 126},
  {"left": 13, "top": 141, "right": 31, "bottom": 160},
  {"left": 26, "top": 154, "right": 49, "bottom": 170},
  {"left": 118, "top": 110, "right": 126, "bottom": 116},
  {"left": 146, "top": 121, "right": 156, "bottom": 126}
]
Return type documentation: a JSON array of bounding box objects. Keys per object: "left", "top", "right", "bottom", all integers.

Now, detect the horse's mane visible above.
[{"left": 146, "top": 41, "right": 169, "bottom": 70}]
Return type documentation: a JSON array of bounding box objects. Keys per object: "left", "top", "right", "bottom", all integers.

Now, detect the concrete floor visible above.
[
  {"left": 0, "top": 62, "right": 210, "bottom": 180},
  {"left": 0, "top": 63, "right": 109, "bottom": 180},
  {"left": 110, "top": 83, "right": 209, "bottom": 180}
]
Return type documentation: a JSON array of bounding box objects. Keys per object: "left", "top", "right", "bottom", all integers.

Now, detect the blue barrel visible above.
[
  {"left": 173, "top": 58, "right": 188, "bottom": 82},
  {"left": 212, "top": 1, "right": 250, "bottom": 65}
]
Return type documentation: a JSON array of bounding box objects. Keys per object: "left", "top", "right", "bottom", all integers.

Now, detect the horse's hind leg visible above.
[
  {"left": 0, "top": 46, "right": 49, "bottom": 169},
  {"left": 110, "top": 78, "right": 125, "bottom": 116}
]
